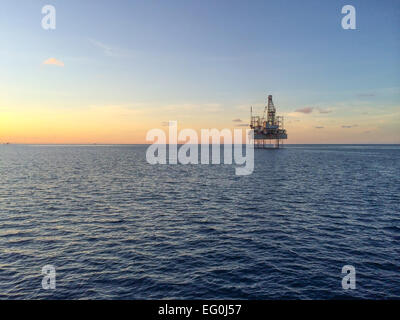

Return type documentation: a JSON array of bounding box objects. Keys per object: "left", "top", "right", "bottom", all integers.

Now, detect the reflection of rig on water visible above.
[{"left": 250, "top": 95, "right": 287, "bottom": 148}]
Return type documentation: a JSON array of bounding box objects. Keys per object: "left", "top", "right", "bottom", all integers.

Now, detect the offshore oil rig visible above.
[{"left": 250, "top": 95, "right": 287, "bottom": 148}]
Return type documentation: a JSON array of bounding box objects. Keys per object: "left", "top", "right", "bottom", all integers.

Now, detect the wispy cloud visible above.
[
  {"left": 295, "top": 107, "right": 314, "bottom": 114},
  {"left": 341, "top": 124, "right": 358, "bottom": 128},
  {"left": 317, "top": 108, "right": 332, "bottom": 114},
  {"left": 357, "top": 93, "right": 376, "bottom": 98},
  {"left": 89, "top": 39, "right": 130, "bottom": 57},
  {"left": 42, "top": 57, "right": 64, "bottom": 67},
  {"left": 232, "top": 118, "right": 242, "bottom": 122},
  {"left": 315, "top": 126, "right": 324, "bottom": 129},
  {"left": 235, "top": 123, "right": 249, "bottom": 127}
]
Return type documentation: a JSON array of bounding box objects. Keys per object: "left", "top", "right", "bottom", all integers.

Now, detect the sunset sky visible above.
[{"left": 0, "top": 0, "right": 399, "bottom": 144}]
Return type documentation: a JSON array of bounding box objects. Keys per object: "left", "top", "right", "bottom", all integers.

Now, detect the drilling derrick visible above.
[
  {"left": 266, "top": 95, "right": 276, "bottom": 128},
  {"left": 250, "top": 95, "right": 287, "bottom": 148}
]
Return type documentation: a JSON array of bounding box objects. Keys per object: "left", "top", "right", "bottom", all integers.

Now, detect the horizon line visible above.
[{"left": 2, "top": 143, "right": 400, "bottom": 146}]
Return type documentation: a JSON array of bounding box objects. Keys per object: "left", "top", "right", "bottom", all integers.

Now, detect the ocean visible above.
[{"left": 0, "top": 144, "right": 399, "bottom": 299}]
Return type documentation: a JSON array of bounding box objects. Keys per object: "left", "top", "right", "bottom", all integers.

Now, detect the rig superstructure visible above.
[{"left": 250, "top": 95, "right": 287, "bottom": 148}]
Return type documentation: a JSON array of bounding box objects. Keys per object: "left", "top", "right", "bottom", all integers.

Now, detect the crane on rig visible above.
[{"left": 250, "top": 95, "right": 287, "bottom": 148}]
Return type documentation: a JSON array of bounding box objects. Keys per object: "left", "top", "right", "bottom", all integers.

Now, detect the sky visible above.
[{"left": 0, "top": 0, "right": 399, "bottom": 144}]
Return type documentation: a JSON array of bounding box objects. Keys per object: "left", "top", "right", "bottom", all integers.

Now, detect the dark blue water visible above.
[{"left": 0, "top": 144, "right": 399, "bottom": 299}]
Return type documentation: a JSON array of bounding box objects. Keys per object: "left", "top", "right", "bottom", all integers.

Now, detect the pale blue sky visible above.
[{"left": 0, "top": 0, "right": 399, "bottom": 143}]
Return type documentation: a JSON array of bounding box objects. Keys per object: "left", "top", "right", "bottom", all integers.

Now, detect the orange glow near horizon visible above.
[{"left": 1, "top": 101, "right": 399, "bottom": 144}]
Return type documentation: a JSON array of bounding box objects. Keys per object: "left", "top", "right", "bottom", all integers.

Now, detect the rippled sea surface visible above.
[{"left": 0, "top": 144, "right": 399, "bottom": 299}]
